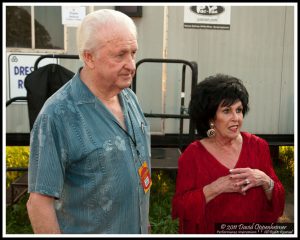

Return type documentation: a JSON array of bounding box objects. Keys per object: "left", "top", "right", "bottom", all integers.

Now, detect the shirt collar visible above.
[
  {"left": 70, "top": 68, "right": 96, "bottom": 105},
  {"left": 70, "top": 67, "right": 130, "bottom": 106}
]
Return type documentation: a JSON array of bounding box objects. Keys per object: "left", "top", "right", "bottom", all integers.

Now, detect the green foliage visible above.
[
  {"left": 279, "top": 146, "right": 294, "bottom": 177},
  {"left": 149, "top": 170, "right": 179, "bottom": 234},
  {"left": 6, "top": 146, "right": 30, "bottom": 188},
  {"left": 274, "top": 146, "right": 294, "bottom": 193},
  {"left": 6, "top": 193, "right": 33, "bottom": 234}
]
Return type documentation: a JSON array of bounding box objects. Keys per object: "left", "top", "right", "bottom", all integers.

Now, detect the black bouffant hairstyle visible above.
[{"left": 188, "top": 74, "right": 249, "bottom": 138}]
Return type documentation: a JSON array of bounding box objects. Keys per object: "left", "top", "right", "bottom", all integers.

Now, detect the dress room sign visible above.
[
  {"left": 184, "top": 6, "right": 231, "bottom": 30},
  {"left": 8, "top": 54, "right": 57, "bottom": 100}
]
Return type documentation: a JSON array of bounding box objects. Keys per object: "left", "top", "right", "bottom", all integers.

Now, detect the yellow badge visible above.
[{"left": 138, "top": 161, "right": 152, "bottom": 193}]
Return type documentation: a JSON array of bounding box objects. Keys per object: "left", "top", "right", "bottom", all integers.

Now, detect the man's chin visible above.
[
  {"left": 118, "top": 83, "right": 132, "bottom": 90},
  {"left": 122, "top": 79, "right": 133, "bottom": 88}
]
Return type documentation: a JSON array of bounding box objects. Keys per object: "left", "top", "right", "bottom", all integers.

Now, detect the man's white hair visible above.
[{"left": 77, "top": 9, "right": 137, "bottom": 61}]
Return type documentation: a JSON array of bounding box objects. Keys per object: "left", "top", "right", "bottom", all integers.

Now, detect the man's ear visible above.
[{"left": 83, "top": 51, "right": 95, "bottom": 69}]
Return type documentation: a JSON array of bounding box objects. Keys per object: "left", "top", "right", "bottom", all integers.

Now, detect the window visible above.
[
  {"left": 6, "top": 6, "right": 31, "bottom": 48},
  {"left": 115, "top": 6, "right": 142, "bottom": 17},
  {"left": 6, "top": 6, "right": 64, "bottom": 50}
]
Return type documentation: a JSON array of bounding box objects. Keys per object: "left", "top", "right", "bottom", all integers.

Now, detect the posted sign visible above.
[
  {"left": 184, "top": 6, "right": 231, "bottom": 30},
  {"left": 62, "top": 6, "right": 86, "bottom": 27},
  {"left": 8, "top": 54, "right": 57, "bottom": 100}
]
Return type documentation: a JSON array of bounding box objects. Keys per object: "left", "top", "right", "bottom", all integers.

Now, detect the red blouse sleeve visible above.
[
  {"left": 172, "top": 144, "right": 207, "bottom": 233},
  {"left": 258, "top": 139, "right": 286, "bottom": 222}
]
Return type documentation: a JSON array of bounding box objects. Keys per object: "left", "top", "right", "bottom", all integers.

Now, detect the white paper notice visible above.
[{"left": 62, "top": 6, "right": 86, "bottom": 27}]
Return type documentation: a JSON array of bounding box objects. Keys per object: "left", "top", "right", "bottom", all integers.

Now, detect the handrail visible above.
[
  {"left": 132, "top": 58, "right": 198, "bottom": 148},
  {"left": 6, "top": 96, "right": 27, "bottom": 107},
  {"left": 132, "top": 58, "right": 198, "bottom": 93},
  {"left": 34, "top": 54, "right": 79, "bottom": 70},
  {"left": 6, "top": 167, "right": 28, "bottom": 171},
  {"left": 144, "top": 113, "right": 189, "bottom": 119}
]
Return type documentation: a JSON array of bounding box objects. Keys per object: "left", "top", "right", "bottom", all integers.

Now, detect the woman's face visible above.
[{"left": 213, "top": 100, "right": 244, "bottom": 140}]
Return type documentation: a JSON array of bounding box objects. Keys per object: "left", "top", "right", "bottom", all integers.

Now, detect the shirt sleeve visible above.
[
  {"left": 28, "top": 113, "right": 67, "bottom": 199},
  {"left": 172, "top": 145, "right": 207, "bottom": 233}
]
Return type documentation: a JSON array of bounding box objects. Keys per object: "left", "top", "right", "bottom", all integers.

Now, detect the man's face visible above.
[{"left": 93, "top": 28, "right": 138, "bottom": 92}]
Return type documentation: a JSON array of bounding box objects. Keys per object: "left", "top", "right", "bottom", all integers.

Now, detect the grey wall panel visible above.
[
  {"left": 278, "top": 7, "right": 294, "bottom": 134},
  {"left": 166, "top": 6, "right": 294, "bottom": 134},
  {"left": 6, "top": 105, "right": 30, "bottom": 133},
  {"left": 133, "top": 6, "right": 165, "bottom": 132}
]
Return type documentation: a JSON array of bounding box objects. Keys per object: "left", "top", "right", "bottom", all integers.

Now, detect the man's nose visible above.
[{"left": 124, "top": 55, "right": 136, "bottom": 71}]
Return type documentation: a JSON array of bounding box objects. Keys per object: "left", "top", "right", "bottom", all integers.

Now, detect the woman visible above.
[{"left": 172, "top": 74, "right": 285, "bottom": 233}]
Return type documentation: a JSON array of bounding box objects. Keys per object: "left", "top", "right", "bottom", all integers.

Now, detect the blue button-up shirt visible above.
[{"left": 28, "top": 69, "right": 151, "bottom": 234}]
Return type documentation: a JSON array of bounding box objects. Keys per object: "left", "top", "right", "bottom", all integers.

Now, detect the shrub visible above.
[
  {"left": 6, "top": 193, "right": 33, "bottom": 234},
  {"left": 279, "top": 146, "right": 294, "bottom": 177},
  {"left": 274, "top": 146, "right": 294, "bottom": 193},
  {"left": 6, "top": 146, "right": 30, "bottom": 188},
  {"left": 149, "top": 170, "right": 179, "bottom": 233}
]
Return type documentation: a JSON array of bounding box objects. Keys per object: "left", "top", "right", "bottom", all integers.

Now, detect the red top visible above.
[{"left": 172, "top": 132, "right": 285, "bottom": 233}]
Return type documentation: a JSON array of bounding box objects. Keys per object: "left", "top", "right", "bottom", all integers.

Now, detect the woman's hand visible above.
[
  {"left": 204, "top": 168, "right": 273, "bottom": 203},
  {"left": 203, "top": 174, "right": 246, "bottom": 203},
  {"left": 229, "top": 168, "right": 271, "bottom": 193}
]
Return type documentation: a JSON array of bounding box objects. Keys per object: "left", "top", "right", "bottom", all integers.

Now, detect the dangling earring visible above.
[{"left": 207, "top": 122, "right": 216, "bottom": 138}]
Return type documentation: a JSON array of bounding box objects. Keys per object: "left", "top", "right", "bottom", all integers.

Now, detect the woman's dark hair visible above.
[{"left": 188, "top": 74, "right": 249, "bottom": 138}]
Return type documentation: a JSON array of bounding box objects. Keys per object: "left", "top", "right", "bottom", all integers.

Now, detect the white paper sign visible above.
[{"left": 62, "top": 6, "right": 86, "bottom": 27}]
